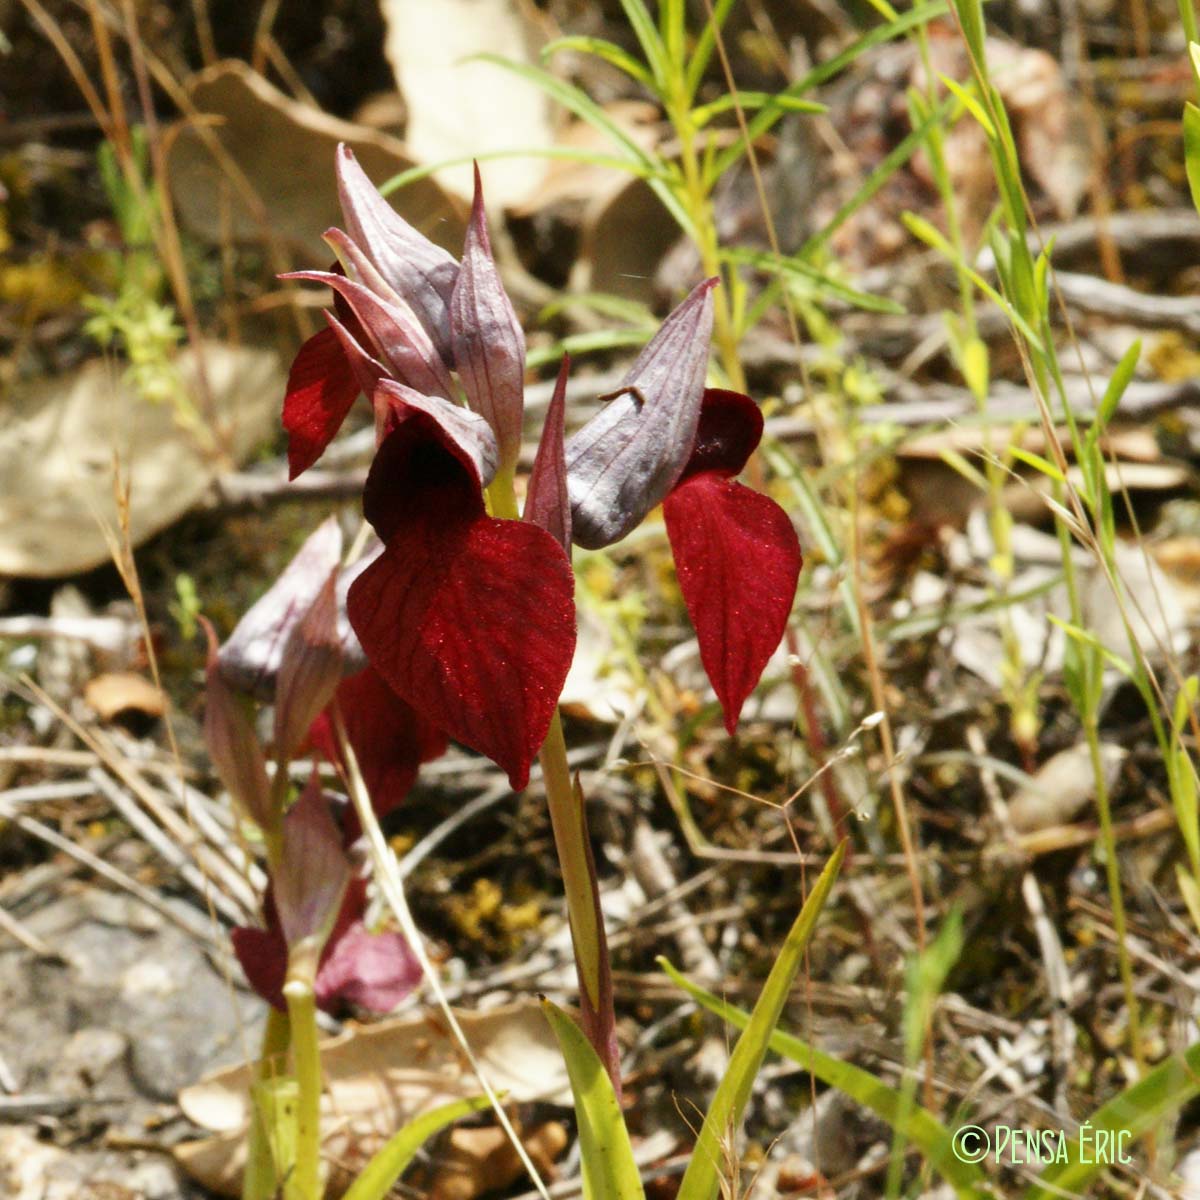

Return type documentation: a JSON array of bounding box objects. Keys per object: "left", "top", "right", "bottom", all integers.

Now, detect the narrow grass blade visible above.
[
  {"left": 469, "top": 55, "right": 693, "bottom": 235},
  {"left": 686, "top": 0, "right": 737, "bottom": 101},
  {"left": 1022, "top": 1041, "right": 1200, "bottom": 1200},
  {"left": 949, "top": 0, "right": 988, "bottom": 64},
  {"left": 691, "top": 91, "right": 827, "bottom": 128},
  {"left": 526, "top": 327, "right": 655, "bottom": 369},
  {"left": 938, "top": 74, "right": 995, "bottom": 137},
  {"left": 1185, "top": 103, "right": 1200, "bottom": 206},
  {"left": 615, "top": 0, "right": 668, "bottom": 90},
  {"left": 723, "top": 247, "right": 904, "bottom": 314},
  {"left": 1095, "top": 339, "right": 1141, "bottom": 430},
  {"left": 672, "top": 842, "right": 846, "bottom": 1200},
  {"left": 541, "top": 1000, "right": 645, "bottom": 1200},
  {"left": 379, "top": 146, "right": 666, "bottom": 198},
  {"left": 342, "top": 1096, "right": 492, "bottom": 1200},
  {"left": 537, "top": 292, "right": 655, "bottom": 326},
  {"left": 711, "top": 1, "right": 948, "bottom": 178},
  {"left": 660, "top": 961, "right": 989, "bottom": 1200},
  {"left": 659, "top": 0, "right": 685, "bottom": 58},
  {"left": 543, "top": 36, "right": 655, "bottom": 91},
  {"left": 799, "top": 100, "right": 952, "bottom": 260}
]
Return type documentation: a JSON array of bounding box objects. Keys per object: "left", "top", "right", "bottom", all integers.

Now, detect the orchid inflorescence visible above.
[{"left": 205, "top": 145, "right": 801, "bottom": 1075}]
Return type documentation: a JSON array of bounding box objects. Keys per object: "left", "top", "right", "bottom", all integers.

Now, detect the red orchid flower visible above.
[
  {"left": 279, "top": 147, "right": 801, "bottom": 793},
  {"left": 562, "top": 304, "right": 802, "bottom": 731},
  {"left": 275, "top": 149, "right": 573, "bottom": 791},
  {"left": 281, "top": 146, "right": 524, "bottom": 478}
]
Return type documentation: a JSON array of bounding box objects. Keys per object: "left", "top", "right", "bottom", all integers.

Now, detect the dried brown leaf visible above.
[
  {"left": 0, "top": 343, "right": 281, "bottom": 578},
  {"left": 176, "top": 1000, "right": 571, "bottom": 1197},
  {"left": 379, "top": 0, "right": 555, "bottom": 208},
  {"left": 168, "top": 60, "right": 464, "bottom": 259}
]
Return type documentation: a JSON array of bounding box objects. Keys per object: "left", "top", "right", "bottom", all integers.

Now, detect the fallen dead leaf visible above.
[
  {"left": 176, "top": 1000, "right": 571, "bottom": 1197},
  {"left": 168, "top": 60, "right": 464, "bottom": 259},
  {"left": 83, "top": 672, "right": 166, "bottom": 722},
  {"left": 1008, "top": 743, "right": 1127, "bottom": 833},
  {"left": 425, "top": 1121, "right": 567, "bottom": 1200},
  {"left": 578, "top": 174, "right": 681, "bottom": 301},
  {"left": 379, "top": 0, "right": 555, "bottom": 209},
  {"left": 509, "top": 102, "right": 662, "bottom": 218},
  {"left": 0, "top": 342, "right": 281, "bottom": 578}
]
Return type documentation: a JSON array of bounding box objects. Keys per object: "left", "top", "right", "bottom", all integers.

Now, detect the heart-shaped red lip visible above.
[{"left": 349, "top": 418, "right": 576, "bottom": 790}]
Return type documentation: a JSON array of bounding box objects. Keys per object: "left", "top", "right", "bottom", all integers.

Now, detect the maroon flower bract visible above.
[
  {"left": 282, "top": 326, "right": 361, "bottom": 479},
  {"left": 663, "top": 389, "right": 802, "bottom": 730},
  {"left": 233, "top": 879, "right": 421, "bottom": 1015}
]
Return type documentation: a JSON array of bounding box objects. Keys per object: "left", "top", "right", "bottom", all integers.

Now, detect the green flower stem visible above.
[
  {"left": 243, "top": 775, "right": 291, "bottom": 1200},
  {"left": 282, "top": 977, "right": 323, "bottom": 1200},
  {"left": 263, "top": 767, "right": 288, "bottom": 870},
  {"left": 485, "top": 469, "right": 620, "bottom": 1090},
  {"left": 538, "top": 714, "right": 619, "bottom": 1097},
  {"left": 1088, "top": 707, "right": 1144, "bottom": 1069},
  {"left": 242, "top": 1007, "right": 291, "bottom": 1200},
  {"left": 260, "top": 1003, "right": 291, "bottom": 1070}
]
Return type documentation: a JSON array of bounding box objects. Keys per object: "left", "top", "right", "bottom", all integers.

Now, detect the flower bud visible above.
[{"left": 273, "top": 776, "right": 351, "bottom": 984}]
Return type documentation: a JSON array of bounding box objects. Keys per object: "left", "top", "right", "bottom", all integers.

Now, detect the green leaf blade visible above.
[
  {"left": 661, "top": 958, "right": 989, "bottom": 1199},
  {"left": 1184, "top": 102, "right": 1200, "bottom": 217},
  {"left": 1023, "top": 1042, "right": 1200, "bottom": 1200},
  {"left": 342, "top": 1096, "right": 493, "bottom": 1200},
  {"left": 543, "top": 35, "right": 656, "bottom": 91},
  {"left": 541, "top": 1000, "right": 645, "bottom": 1200},
  {"left": 1095, "top": 340, "right": 1141, "bottom": 430},
  {"left": 673, "top": 842, "right": 847, "bottom": 1200}
]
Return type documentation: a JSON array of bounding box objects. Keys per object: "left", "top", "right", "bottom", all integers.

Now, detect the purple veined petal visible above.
[
  {"left": 283, "top": 269, "right": 452, "bottom": 401},
  {"left": 374, "top": 379, "right": 500, "bottom": 493},
  {"left": 335, "top": 144, "right": 459, "bottom": 361},
  {"left": 323, "top": 226, "right": 402, "bottom": 304},
  {"left": 564, "top": 278, "right": 717, "bottom": 549},
  {"left": 524, "top": 355, "right": 571, "bottom": 554},
  {"left": 450, "top": 165, "right": 526, "bottom": 469},
  {"left": 324, "top": 225, "right": 456, "bottom": 384},
  {"left": 274, "top": 570, "right": 343, "bottom": 765},
  {"left": 218, "top": 517, "right": 346, "bottom": 699},
  {"left": 273, "top": 777, "right": 352, "bottom": 962}
]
